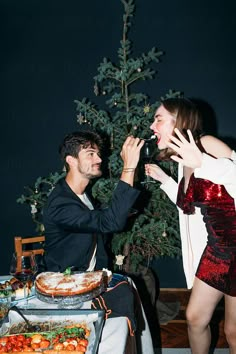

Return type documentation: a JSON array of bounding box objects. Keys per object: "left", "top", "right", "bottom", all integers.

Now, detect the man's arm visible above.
[
  {"left": 45, "top": 180, "right": 140, "bottom": 234},
  {"left": 120, "top": 136, "right": 144, "bottom": 186}
]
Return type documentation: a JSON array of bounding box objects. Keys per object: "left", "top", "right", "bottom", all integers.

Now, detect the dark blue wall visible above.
[{"left": 1, "top": 0, "right": 236, "bottom": 284}]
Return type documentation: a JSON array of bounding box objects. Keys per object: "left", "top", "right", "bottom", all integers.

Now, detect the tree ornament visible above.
[
  {"left": 162, "top": 220, "right": 167, "bottom": 237},
  {"left": 114, "top": 100, "right": 117, "bottom": 106},
  {"left": 143, "top": 104, "right": 150, "bottom": 114},
  {"left": 94, "top": 81, "right": 99, "bottom": 96},
  {"left": 102, "top": 90, "right": 106, "bottom": 95},
  {"left": 76, "top": 113, "right": 85, "bottom": 124},
  {"left": 133, "top": 125, "right": 138, "bottom": 130},
  {"left": 115, "top": 254, "right": 125, "bottom": 270},
  {"left": 30, "top": 204, "right": 37, "bottom": 214},
  {"left": 137, "top": 67, "right": 141, "bottom": 72},
  {"left": 110, "top": 128, "right": 114, "bottom": 149}
]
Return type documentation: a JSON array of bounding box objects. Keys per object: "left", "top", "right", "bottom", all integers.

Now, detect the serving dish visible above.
[
  {"left": 0, "top": 277, "right": 35, "bottom": 305},
  {"left": 0, "top": 308, "right": 105, "bottom": 354},
  {"left": 35, "top": 283, "right": 105, "bottom": 309}
]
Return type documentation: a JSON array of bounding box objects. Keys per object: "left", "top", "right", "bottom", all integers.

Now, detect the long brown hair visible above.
[{"left": 158, "top": 98, "right": 203, "bottom": 160}]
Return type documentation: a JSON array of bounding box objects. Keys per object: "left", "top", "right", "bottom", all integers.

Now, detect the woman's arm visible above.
[
  {"left": 167, "top": 129, "right": 236, "bottom": 199},
  {"left": 160, "top": 176, "right": 179, "bottom": 204},
  {"left": 200, "top": 135, "right": 232, "bottom": 158}
]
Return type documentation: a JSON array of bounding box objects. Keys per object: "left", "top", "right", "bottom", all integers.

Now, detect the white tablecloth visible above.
[{"left": 0, "top": 275, "right": 154, "bottom": 354}]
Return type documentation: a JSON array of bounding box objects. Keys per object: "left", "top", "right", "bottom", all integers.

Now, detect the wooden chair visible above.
[{"left": 14, "top": 236, "right": 45, "bottom": 257}]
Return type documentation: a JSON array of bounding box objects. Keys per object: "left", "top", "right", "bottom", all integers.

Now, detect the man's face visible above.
[{"left": 76, "top": 144, "right": 102, "bottom": 179}]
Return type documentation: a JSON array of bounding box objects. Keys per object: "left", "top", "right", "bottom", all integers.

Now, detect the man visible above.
[{"left": 43, "top": 130, "right": 144, "bottom": 272}]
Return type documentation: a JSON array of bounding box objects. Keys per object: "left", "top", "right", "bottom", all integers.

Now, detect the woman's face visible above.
[{"left": 150, "top": 105, "right": 176, "bottom": 150}]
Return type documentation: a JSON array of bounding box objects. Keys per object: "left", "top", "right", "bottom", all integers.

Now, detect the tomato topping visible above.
[
  {"left": 66, "top": 344, "right": 75, "bottom": 351},
  {"left": 16, "top": 335, "right": 25, "bottom": 342},
  {"left": 31, "top": 342, "right": 40, "bottom": 349},
  {"left": 76, "top": 344, "right": 86, "bottom": 352},
  {"left": 0, "top": 337, "right": 8, "bottom": 345},
  {"left": 39, "top": 340, "right": 50, "bottom": 349},
  {"left": 53, "top": 343, "right": 64, "bottom": 350},
  {"left": 78, "top": 339, "right": 88, "bottom": 347}
]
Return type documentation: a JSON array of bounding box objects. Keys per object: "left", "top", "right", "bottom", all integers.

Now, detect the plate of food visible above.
[
  {"left": 0, "top": 277, "right": 35, "bottom": 304},
  {"left": 0, "top": 308, "right": 105, "bottom": 354},
  {"left": 34, "top": 269, "right": 112, "bottom": 308}
]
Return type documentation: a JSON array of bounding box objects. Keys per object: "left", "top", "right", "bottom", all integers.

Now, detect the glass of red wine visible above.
[{"left": 9, "top": 253, "right": 38, "bottom": 308}]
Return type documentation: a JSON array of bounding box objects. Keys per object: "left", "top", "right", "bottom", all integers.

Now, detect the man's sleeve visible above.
[{"left": 46, "top": 180, "right": 140, "bottom": 234}]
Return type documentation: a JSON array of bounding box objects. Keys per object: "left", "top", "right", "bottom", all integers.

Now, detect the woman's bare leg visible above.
[
  {"left": 224, "top": 294, "right": 236, "bottom": 354},
  {"left": 186, "top": 277, "right": 223, "bottom": 354}
]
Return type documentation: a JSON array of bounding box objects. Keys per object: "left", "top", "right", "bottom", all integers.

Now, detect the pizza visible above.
[{"left": 35, "top": 270, "right": 105, "bottom": 296}]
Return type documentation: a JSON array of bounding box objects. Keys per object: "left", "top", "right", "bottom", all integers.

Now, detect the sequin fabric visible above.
[{"left": 177, "top": 174, "right": 236, "bottom": 296}]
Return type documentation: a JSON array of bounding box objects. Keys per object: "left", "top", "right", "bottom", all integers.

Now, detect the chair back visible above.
[{"left": 14, "top": 236, "right": 45, "bottom": 257}]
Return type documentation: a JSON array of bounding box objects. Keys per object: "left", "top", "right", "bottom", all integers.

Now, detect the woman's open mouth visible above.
[{"left": 154, "top": 133, "right": 161, "bottom": 144}]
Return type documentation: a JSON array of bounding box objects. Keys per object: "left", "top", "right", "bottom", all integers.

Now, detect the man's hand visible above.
[
  {"left": 120, "top": 136, "right": 144, "bottom": 169},
  {"left": 120, "top": 136, "right": 144, "bottom": 186}
]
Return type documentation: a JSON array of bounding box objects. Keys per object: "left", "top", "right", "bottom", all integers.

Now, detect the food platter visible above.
[
  {"left": 0, "top": 308, "right": 105, "bottom": 354},
  {"left": 34, "top": 270, "right": 110, "bottom": 309}
]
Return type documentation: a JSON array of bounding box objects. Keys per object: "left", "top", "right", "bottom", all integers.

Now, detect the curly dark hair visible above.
[{"left": 59, "top": 131, "right": 103, "bottom": 172}]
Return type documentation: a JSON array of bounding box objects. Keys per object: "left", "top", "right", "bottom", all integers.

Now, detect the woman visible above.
[{"left": 145, "top": 98, "right": 236, "bottom": 353}]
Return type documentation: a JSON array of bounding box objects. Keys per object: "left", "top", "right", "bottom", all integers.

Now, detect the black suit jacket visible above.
[{"left": 42, "top": 179, "right": 140, "bottom": 272}]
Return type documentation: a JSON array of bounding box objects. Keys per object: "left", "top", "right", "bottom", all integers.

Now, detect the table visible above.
[{"left": 0, "top": 275, "right": 154, "bottom": 354}]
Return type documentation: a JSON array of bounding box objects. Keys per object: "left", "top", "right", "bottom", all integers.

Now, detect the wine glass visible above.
[
  {"left": 140, "top": 138, "right": 156, "bottom": 185},
  {"left": 9, "top": 253, "right": 38, "bottom": 308}
]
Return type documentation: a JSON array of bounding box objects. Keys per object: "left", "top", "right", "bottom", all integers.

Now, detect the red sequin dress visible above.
[{"left": 177, "top": 174, "right": 236, "bottom": 296}]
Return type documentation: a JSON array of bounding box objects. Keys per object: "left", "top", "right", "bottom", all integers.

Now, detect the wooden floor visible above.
[{"left": 155, "top": 289, "right": 228, "bottom": 349}]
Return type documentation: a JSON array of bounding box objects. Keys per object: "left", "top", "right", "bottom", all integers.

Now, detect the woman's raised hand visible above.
[{"left": 167, "top": 128, "right": 203, "bottom": 168}]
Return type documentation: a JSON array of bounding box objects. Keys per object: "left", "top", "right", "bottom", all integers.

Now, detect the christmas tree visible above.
[{"left": 17, "top": 0, "right": 181, "bottom": 272}]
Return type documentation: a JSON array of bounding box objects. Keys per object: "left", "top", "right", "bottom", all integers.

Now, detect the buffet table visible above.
[{"left": 0, "top": 275, "right": 154, "bottom": 354}]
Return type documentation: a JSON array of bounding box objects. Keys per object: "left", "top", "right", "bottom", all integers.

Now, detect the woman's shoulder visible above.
[{"left": 199, "top": 135, "right": 232, "bottom": 158}]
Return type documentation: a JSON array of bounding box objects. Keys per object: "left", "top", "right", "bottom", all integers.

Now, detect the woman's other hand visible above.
[{"left": 145, "top": 164, "right": 170, "bottom": 184}]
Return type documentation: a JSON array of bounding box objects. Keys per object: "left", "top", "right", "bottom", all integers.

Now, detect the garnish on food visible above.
[{"left": 63, "top": 267, "right": 72, "bottom": 276}]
